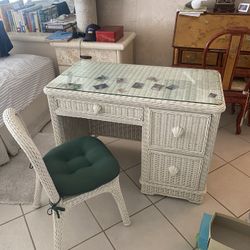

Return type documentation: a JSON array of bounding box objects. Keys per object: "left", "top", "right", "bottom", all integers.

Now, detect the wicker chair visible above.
[{"left": 3, "top": 108, "right": 131, "bottom": 250}]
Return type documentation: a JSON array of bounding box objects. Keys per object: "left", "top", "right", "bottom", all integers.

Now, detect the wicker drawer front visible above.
[
  {"left": 149, "top": 109, "right": 211, "bottom": 156},
  {"left": 147, "top": 151, "right": 203, "bottom": 190},
  {"left": 56, "top": 99, "right": 143, "bottom": 122}
]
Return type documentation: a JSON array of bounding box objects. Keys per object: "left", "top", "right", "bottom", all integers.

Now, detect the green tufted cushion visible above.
[{"left": 43, "top": 136, "right": 119, "bottom": 197}]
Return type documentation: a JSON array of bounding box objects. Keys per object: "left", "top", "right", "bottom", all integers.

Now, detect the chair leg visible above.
[
  {"left": 110, "top": 177, "right": 131, "bottom": 226},
  {"left": 247, "top": 101, "right": 250, "bottom": 127},
  {"left": 33, "top": 174, "right": 42, "bottom": 208},
  {"left": 236, "top": 103, "right": 245, "bottom": 135},
  {"left": 231, "top": 103, "right": 236, "bottom": 114},
  {"left": 53, "top": 212, "right": 64, "bottom": 250}
]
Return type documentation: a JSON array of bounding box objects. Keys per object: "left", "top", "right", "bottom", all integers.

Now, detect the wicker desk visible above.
[{"left": 44, "top": 61, "right": 225, "bottom": 203}]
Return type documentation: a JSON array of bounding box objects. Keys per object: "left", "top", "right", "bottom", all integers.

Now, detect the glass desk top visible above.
[{"left": 47, "top": 60, "right": 224, "bottom": 105}]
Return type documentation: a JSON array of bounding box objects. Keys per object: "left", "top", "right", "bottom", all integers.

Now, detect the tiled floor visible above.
[{"left": 0, "top": 109, "right": 250, "bottom": 250}]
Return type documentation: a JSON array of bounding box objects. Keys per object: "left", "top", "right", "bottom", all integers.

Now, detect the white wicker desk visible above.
[{"left": 44, "top": 61, "right": 225, "bottom": 203}]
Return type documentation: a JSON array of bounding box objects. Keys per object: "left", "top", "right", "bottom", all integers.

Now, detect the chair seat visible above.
[
  {"left": 43, "top": 136, "right": 119, "bottom": 197},
  {"left": 231, "top": 79, "right": 248, "bottom": 91}
]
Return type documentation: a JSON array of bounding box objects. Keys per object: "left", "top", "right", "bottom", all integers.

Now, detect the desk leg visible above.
[
  {"left": 47, "top": 96, "right": 90, "bottom": 145},
  {"left": 47, "top": 96, "right": 66, "bottom": 146}
]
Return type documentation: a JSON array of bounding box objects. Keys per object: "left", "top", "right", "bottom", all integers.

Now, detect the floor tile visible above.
[
  {"left": 0, "top": 217, "right": 34, "bottom": 250},
  {"left": 0, "top": 150, "right": 33, "bottom": 205},
  {"left": 209, "top": 154, "right": 226, "bottom": 173},
  {"left": 208, "top": 164, "right": 250, "bottom": 217},
  {"left": 156, "top": 194, "right": 233, "bottom": 247},
  {"left": 0, "top": 133, "right": 53, "bottom": 207},
  {"left": 125, "top": 164, "right": 164, "bottom": 203},
  {"left": 224, "top": 121, "right": 250, "bottom": 143},
  {"left": 0, "top": 204, "right": 22, "bottom": 225},
  {"left": 213, "top": 128, "right": 250, "bottom": 162},
  {"left": 26, "top": 203, "right": 101, "bottom": 250},
  {"left": 219, "top": 107, "right": 236, "bottom": 128},
  {"left": 41, "top": 121, "right": 53, "bottom": 134},
  {"left": 125, "top": 164, "right": 141, "bottom": 188},
  {"left": 98, "top": 136, "right": 119, "bottom": 145},
  {"left": 105, "top": 206, "right": 192, "bottom": 250},
  {"left": 33, "top": 132, "right": 55, "bottom": 156},
  {"left": 230, "top": 152, "right": 250, "bottom": 177},
  {"left": 71, "top": 233, "right": 113, "bottom": 250},
  {"left": 239, "top": 211, "right": 250, "bottom": 224},
  {"left": 86, "top": 172, "right": 151, "bottom": 229},
  {"left": 107, "top": 139, "right": 141, "bottom": 170},
  {"left": 21, "top": 188, "right": 49, "bottom": 214}
]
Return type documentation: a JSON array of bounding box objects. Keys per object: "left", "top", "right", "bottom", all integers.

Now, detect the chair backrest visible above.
[
  {"left": 3, "top": 108, "right": 60, "bottom": 204},
  {"left": 202, "top": 27, "right": 250, "bottom": 90}
]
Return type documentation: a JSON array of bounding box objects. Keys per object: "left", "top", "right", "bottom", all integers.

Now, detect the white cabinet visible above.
[{"left": 50, "top": 32, "right": 136, "bottom": 73}]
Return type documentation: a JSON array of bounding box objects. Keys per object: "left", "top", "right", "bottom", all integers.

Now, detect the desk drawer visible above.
[
  {"left": 149, "top": 109, "right": 211, "bottom": 156},
  {"left": 56, "top": 98, "right": 144, "bottom": 122},
  {"left": 147, "top": 151, "right": 203, "bottom": 191},
  {"left": 56, "top": 48, "right": 117, "bottom": 66}
]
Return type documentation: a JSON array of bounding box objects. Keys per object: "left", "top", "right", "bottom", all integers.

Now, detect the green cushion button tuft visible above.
[{"left": 43, "top": 136, "right": 119, "bottom": 197}]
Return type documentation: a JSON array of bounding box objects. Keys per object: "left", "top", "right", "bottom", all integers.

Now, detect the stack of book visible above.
[
  {"left": 46, "top": 31, "right": 73, "bottom": 42},
  {"left": 44, "top": 13, "right": 76, "bottom": 33},
  {"left": 0, "top": 1, "right": 23, "bottom": 32},
  {"left": 0, "top": 1, "right": 60, "bottom": 32},
  {"left": 38, "top": 5, "right": 58, "bottom": 32},
  {"left": 11, "top": 4, "right": 44, "bottom": 32},
  {"left": 177, "top": 5, "right": 207, "bottom": 17}
]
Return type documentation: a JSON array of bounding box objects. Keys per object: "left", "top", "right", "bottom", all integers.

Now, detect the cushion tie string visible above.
[{"left": 47, "top": 198, "right": 65, "bottom": 219}]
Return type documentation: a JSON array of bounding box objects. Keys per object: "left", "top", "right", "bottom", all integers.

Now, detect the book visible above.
[
  {"left": 45, "top": 25, "right": 75, "bottom": 33},
  {"left": 38, "top": 5, "right": 58, "bottom": 32},
  {"left": 44, "top": 13, "right": 76, "bottom": 30},
  {"left": 177, "top": 4, "right": 207, "bottom": 17},
  {"left": 6, "top": 9, "right": 15, "bottom": 31},
  {"left": 46, "top": 31, "right": 73, "bottom": 42},
  {"left": 33, "top": 11, "right": 40, "bottom": 32},
  {"left": 20, "top": 4, "right": 42, "bottom": 32},
  {"left": 45, "top": 22, "right": 75, "bottom": 30},
  {"left": 0, "top": 3, "right": 14, "bottom": 31}
]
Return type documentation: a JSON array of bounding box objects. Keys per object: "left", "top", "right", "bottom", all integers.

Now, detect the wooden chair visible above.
[
  {"left": 202, "top": 27, "right": 250, "bottom": 134},
  {"left": 3, "top": 108, "right": 131, "bottom": 250}
]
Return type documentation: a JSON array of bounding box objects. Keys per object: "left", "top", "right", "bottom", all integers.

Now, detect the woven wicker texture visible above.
[
  {"left": 44, "top": 62, "right": 225, "bottom": 204},
  {"left": 3, "top": 108, "right": 130, "bottom": 250},
  {"left": 47, "top": 61, "right": 224, "bottom": 105}
]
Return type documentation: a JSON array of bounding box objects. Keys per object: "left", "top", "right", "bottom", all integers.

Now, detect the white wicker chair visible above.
[{"left": 3, "top": 108, "right": 131, "bottom": 250}]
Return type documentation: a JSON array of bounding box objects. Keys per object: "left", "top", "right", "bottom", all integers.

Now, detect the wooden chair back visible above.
[{"left": 202, "top": 27, "right": 250, "bottom": 90}]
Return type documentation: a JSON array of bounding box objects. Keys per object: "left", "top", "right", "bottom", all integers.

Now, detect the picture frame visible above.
[
  {"left": 238, "top": 3, "right": 250, "bottom": 12},
  {"left": 214, "top": 0, "right": 236, "bottom": 13}
]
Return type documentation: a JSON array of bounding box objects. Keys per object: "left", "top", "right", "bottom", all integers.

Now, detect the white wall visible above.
[{"left": 96, "top": 0, "right": 246, "bottom": 66}]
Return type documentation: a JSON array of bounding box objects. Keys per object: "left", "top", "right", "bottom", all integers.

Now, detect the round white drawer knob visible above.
[
  {"left": 93, "top": 104, "right": 102, "bottom": 114},
  {"left": 172, "top": 127, "right": 184, "bottom": 138},
  {"left": 168, "top": 166, "right": 179, "bottom": 177}
]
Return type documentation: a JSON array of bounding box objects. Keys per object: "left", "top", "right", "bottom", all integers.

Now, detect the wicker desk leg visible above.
[
  {"left": 48, "top": 96, "right": 90, "bottom": 145},
  {"left": 47, "top": 96, "right": 65, "bottom": 146}
]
